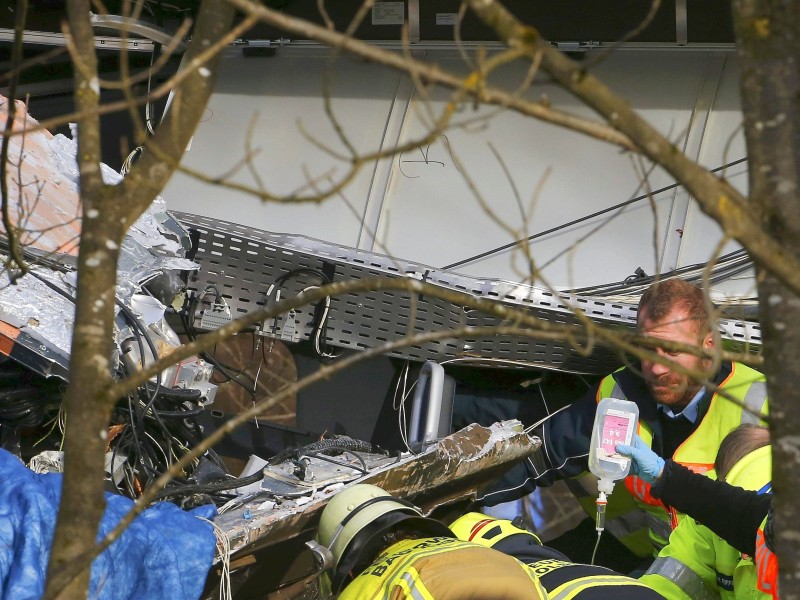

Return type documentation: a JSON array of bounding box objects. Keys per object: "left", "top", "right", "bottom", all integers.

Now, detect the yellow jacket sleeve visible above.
[{"left": 639, "top": 517, "right": 721, "bottom": 600}]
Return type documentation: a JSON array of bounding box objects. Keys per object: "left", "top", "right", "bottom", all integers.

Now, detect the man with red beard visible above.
[{"left": 479, "top": 279, "right": 768, "bottom": 563}]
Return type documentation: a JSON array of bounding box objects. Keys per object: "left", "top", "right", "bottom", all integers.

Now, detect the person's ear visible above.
[{"left": 703, "top": 331, "right": 715, "bottom": 349}]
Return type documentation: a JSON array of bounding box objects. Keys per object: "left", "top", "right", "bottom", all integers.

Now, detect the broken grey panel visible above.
[
  {"left": 0, "top": 267, "right": 76, "bottom": 376},
  {"left": 213, "top": 420, "right": 540, "bottom": 557},
  {"left": 175, "top": 211, "right": 762, "bottom": 374}
]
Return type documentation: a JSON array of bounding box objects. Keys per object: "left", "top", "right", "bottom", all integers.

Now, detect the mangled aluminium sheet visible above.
[{"left": 0, "top": 95, "right": 197, "bottom": 377}]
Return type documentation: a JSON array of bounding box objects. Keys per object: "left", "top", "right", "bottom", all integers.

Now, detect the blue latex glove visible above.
[{"left": 616, "top": 434, "right": 665, "bottom": 484}]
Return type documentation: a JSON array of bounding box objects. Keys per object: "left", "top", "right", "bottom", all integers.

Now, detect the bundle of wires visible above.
[
  {"left": 100, "top": 299, "right": 227, "bottom": 499},
  {"left": 567, "top": 248, "right": 756, "bottom": 301},
  {"left": 15, "top": 269, "right": 240, "bottom": 502},
  {"left": 262, "top": 267, "right": 339, "bottom": 360},
  {"left": 0, "top": 360, "right": 62, "bottom": 432},
  {"left": 107, "top": 375, "right": 225, "bottom": 498},
  {"left": 179, "top": 285, "right": 258, "bottom": 399},
  {"left": 0, "top": 239, "right": 251, "bottom": 505}
]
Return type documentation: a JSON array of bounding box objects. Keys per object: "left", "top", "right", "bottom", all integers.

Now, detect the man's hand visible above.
[{"left": 616, "top": 435, "right": 665, "bottom": 484}]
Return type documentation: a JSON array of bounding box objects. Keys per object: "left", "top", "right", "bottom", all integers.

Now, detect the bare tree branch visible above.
[
  {"left": 464, "top": 0, "right": 800, "bottom": 297},
  {"left": 44, "top": 1, "right": 238, "bottom": 598},
  {"left": 1, "top": 0, "right": 31, "bottom": 279},
  {"left": 226, "top": 0, "right": 638, "bottom": 151}
]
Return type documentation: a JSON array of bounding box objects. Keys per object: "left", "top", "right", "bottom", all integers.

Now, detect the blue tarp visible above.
[{"left": 0, "top": 449, "right": 217, "bottom": 600}]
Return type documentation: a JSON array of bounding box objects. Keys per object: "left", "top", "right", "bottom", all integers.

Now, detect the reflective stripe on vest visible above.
[
  {"left": 589, "top": 497, "right": 648, "bottom": 542},
  {"left": 741, "top": 381, "right": 768, "bottom": 425},
  {"left": 643, "top": 512, "right": 672, "bottom": 551},
  {"left": 599, "top": 379, "right": 624, "bottom": 401},
  {"left": 646, "top": 556, "right": 720, "bottom": 600},
  {"left": 548, "top": 575, "right": 654, "bottom": 600},
  {"left": 400, "top": 570, "right": 433, "bottom": 600},
  {"left": 450, "top": 514, "right": 499, "bottom": 541}
]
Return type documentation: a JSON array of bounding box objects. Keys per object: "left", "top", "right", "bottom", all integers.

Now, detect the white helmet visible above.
[{"left": 317, "top": 484, "right": 452, "bottom": 593}]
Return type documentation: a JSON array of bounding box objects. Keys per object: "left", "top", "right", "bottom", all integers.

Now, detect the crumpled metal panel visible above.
[
  {"left": 0, "top": 268, "right": 74, "bottom": 355},
  {"left": 174, "top": 211, "right": 762, "bottom": 374},
  {"left": 0, "top": 96, "right": 202, "bottom": 380},
  {"left": 213, "top": 420, "right": 539, "bottom": 556}
]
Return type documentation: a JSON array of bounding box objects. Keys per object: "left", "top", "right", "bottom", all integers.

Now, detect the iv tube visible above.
[{"left": 591, "top": 478, "right": 614, "bottom": 565}]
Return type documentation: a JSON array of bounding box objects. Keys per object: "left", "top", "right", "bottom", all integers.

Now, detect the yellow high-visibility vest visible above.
[
  {"left": 338, "top": 536, "right": 546, "bottom": 600},
  {"left": 640, "top": 446, "right": 772, "bottom": 600},
  {"left": 566, "top": 362, "right": 767, "bottom": 556}
]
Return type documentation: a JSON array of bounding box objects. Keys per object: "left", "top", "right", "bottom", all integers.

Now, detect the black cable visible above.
[
  {"left": 137, "top": 386, "right": 177, "bottom": 462},
  {"left": 149, "top": 469, "right": 265, "bottom": 502},
  {"left": 275, "top": 267, "right": 332, "bottom": 287},
  {"left": 117, "top": 301, "right": 162, "bottom": 403},
  {"left": 266, "top": 267, "right": 336, "bottom": 360},
  {"left": 116, "top": 361, "right": 175, "bottom": 468},
  {"left": 268, "top": 436, "right": 383, "bottom": 465},
  {"left": 147, "top": 406, "right": 205, "bottom": 418},
  {"left": 123, "top": 392, "right": 158, "bottom": 483},
  {"left": 303, "top": 449, "right": 369, "bottom": 475},
  {"left": 0, "top": 387, "right": 60, "bottom": 427},
  {"left": 19, "top": 245, "right": 228, "bottom": 495},
  {"left": 441, "top": 156, "right": 749, "bottom": 271},
  {"left": 114, "top": 360, "right": 201, "bottom": 490},
  {"left": 566, "top": 248, "right": 751, "bottom": 296},
  {"left": 182, "top": 293, "right": 257, "bottom": 397},
  {"left": 142, "top": 382, "right": 203, "bottom": 404}
]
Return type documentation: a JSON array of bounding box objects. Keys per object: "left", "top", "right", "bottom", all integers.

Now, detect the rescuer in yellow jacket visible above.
[
  {"left": 315, "top": 483, "right": 548, "bottom": 600},
  {"left": 450, "top": 512, "right": 666, "bottom": 599},
  {"left": 619, "top": 424, "right": 773, "bottom": 599},
  {"left": 479, "top": 279, "right": 768, "bottom": 559}
]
